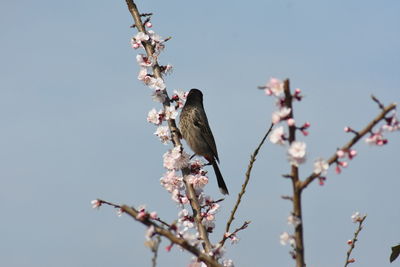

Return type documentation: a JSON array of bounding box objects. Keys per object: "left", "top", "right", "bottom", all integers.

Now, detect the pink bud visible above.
[
  {"left": 335, "top": 165, "right": 341, "bottom": 174},
  {"left": 301, "top": 130, "right": 309, "bottom": 136},
  {"left": 339, "top": 161, "right": 348, "bottom": 168},
  {"left": 347, "top": 258, "right": 355, "bottom": 263},
  {"left": 303, "top": 122, "right": 311, "bottom": 128},
  {"left": 132, "top": 42, "right": 140, "bottom": 49},
  {"left": 294, "top": 88, "right": 301, "bottom": 94},
  {"left": 287, "top": 118, "right": 296, "bottom": 126},
  {"left": 349, "top": 149, "right": 357, "bottom": 157},
  {"left": 347, "top": 240, "right": 353, "bottom": 245},
  {"left": 165, "top": 244, "right": 173, "bottom": 252},
  {"left": 146, "top": 22, "right": 153, "bottom": 28},
  {"left": 344, "top": 126, "right": 351, "bottom": 132},
  {"left": 336, "top": 150, "right": 345, "bottom": 158}
]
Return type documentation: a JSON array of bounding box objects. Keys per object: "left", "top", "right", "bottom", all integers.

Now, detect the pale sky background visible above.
[{"left": 1, "top": 0, "right": 399, "bottom": 266}]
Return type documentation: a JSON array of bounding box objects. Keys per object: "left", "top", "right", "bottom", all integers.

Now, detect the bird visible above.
[{"left": 179, "top": 88, "right": 229, "bottom": 195}]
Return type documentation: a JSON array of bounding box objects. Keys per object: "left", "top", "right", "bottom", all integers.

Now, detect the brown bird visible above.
[{"left": 179, "top": 89, "right": 229, "bottom": 195}]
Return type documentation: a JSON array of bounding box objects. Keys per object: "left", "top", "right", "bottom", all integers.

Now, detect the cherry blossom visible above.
[
  {"left": 287, "top": 214, "right": 301, "bottom": 227},
  {"left": 269, "top": 126, "right": 286, "bottom": 145},
  {"left": 136, "top": 54, "right": 154, "bottom": 67},
  {"left": 265, "top": 77, "right": 284, "bottom": 97},
  {"left": 160, "top": 170, "right": 184, "bottom": 192},
  {"left": 351, "top": 211, "right": 363, "bottom": 223},
  {"left": 147, "top": 108, "right": 162, "bottom": 125},
  {"left": 280, "top": 232, "right": 294, "bottom": 246},
  {"left": 272, "top": 107, "right": 291, "bottom": 124},
  {"left": 163, "top": 146, "right": 190, "bottom": 170},
  {"left": 148, "top": 77, "right": 166, "bottom": 90},
  {"left": 288, "top": 141, "right": 306, "bottom": 166},
  {"left": 154, "top": 126, "right": 170, "bottom": 144},
  {"left": 165, "top": 105, "right": 178, "bottom": 120},
  {"left": 313, "top": 158, "right": 329, "bottom": 176}
]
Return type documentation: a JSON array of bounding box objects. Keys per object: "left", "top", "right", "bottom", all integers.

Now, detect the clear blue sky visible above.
[{"left": 1, "top": 1, "right": 399, "bottom": 266}]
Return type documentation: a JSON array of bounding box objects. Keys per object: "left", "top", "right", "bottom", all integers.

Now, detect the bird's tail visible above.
[{"left": 212, "top": 161, "right": 229, "bottom": 195}]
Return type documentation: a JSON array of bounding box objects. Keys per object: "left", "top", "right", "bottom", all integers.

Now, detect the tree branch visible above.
[
  {"left": 222, "top": 123, "right": 273, "bottom": 246},
  {"left": 121, "top": 205, "right": 224, "bottom": 267},
  {"left": 301, "top": 102, "right": 396, "bottom": 190},
  {"left": 125, "top": 0, "right": 212, "bottom": 253},
  {"left": 344, "top": 215, "right": 367, "bottom": 267}
]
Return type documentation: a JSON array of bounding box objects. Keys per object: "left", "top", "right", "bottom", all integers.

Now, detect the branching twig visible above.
[
  {"left": 219, "top": 221, "right": 250, "bottom": 246},
  {"left": 121, "top": 205, "right": 224, "bottom": 267},
  {"left": 344, "top": 215, "right": 367, "bottom": 267},
  {"left": 222, "top": 123, "right": 273, "bottom": 245},
  {"left": 301, "top": 102, "right": 396, "bottom": 190},
  {"left": 125, "top": 0, "right": 212, "bottom": 253}
]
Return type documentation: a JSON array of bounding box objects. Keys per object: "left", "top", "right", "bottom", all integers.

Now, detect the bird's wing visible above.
[{"left": 193, "top": 109, "right": 220, "bottom": 163}]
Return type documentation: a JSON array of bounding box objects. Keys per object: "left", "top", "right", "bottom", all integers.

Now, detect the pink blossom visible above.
[
  {"left": 163, "top": 146, "right": 190, "bottom": 170},
  {"left": 136, "top": 210, "right": 147, "bottom": 220},
  {"left": 313, "top": 158, "right": 329, "bottom": 176},
  {"left": 145, "top": 22, "right": 152, "bottom": 28},
  {"left": 348, "top": 149, "right": 357, "bottom": 159},
  {"left": 187, "top": 174, "right": 209, "bottom": 189},
  {"left": 272, "top": 107, "right": 291, "bottom": 124},
  {"left": 172, "top": 90, "right": 187, "bottom": 108},
  {"left": 269, "top": 126, "right": 285, "bottom": 145},
  {"left": 336, "top": 150, "right": 345, "bottom": 158},
  {"left": 148, "top": 77, "right": 166, "bottom": 90},
  {"left": 149, "top": 211, "right": 158, "bottom": 219},
  {"left": 287, "top": 118, "right": 296, "bottom": 126},
  {"left": 160, "top": 171, "right": 184, "bottom": 192},
  {"left": 164, "top": 105, "right": 178, "bottom": 120},
  {"left": 287, "top": 214, "right": 301, "bottom": 227},
  {"left": 154, "top": 126, "right": 170, "bottom": 144},
  {"left": 266, "top": 77, "right": 284, "bottom": 97},
  {"left": 288, "top": 141, "right": 306, "bottom": 166},
  {"left": 223, "top": 259, "right": 234, "bottom": 267},
  {"left": 365, "top": 131, "right": 387, "bottom": 145},
  {"left": 136, "top": 54, "right": 153, "bottom": 67},
  {"left": 280, "top": 232, "right": 294, "bottom": 246},
  {"left": 137, "top": 67, "right": 148, "bottom": 81},
  {"left": 147, "top": 108, "right": 162, "bottom": 125},
  {"left": 351, "top": 211, "right": 363, "bottom": 223}
]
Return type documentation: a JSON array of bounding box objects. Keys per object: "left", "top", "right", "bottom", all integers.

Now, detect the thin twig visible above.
[
  {"left": 344, "top": 215, "right": 367, "bottom": 267},
  {"left": 125, "top": 0, "right": 212, "bottom": 253},
  {"left": 219, "top": 221, "right": 250, "bottom": 246},
  {"left": 301, "top": 102, "right": 396, "bottom": 190},
  {"left": 121, "top": 205, "right": 224, "bottom": 267},
  {"left": 222, "top": 123, "right": 273, "bottom": 245},
  {"left": 151, "top": 235, "right": 161, "bottom": 267}
]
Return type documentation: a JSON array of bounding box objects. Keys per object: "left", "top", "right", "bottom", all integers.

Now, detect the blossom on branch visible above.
[
  {"left": 313, "top": 158, "right": 329, "bottom": 176},
  {"left": 272, "top": 107, "right": 291, "bottom": 124},
  {"left": 154, "top": 126, "right": 170, "bottom": 144},
  {"left": 269, "top": 126, "right": 286, "bottom": 145},
  {"left": 163, "top": 146, "right": 190, "bottom": 170},
  {"left": 288, "top": 141, "right": 307, "bottom": 166},
  {"left": 160, "top": 170, "right": 184, "bottom": 192}
]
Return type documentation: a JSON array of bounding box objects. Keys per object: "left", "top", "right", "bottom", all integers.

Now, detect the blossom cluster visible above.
[
  {"left": 263, "top": 78, "right": 329, "bottom": 180},
  {"left": 130, "top": 20, "right": 234, "bottom": 266}
]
